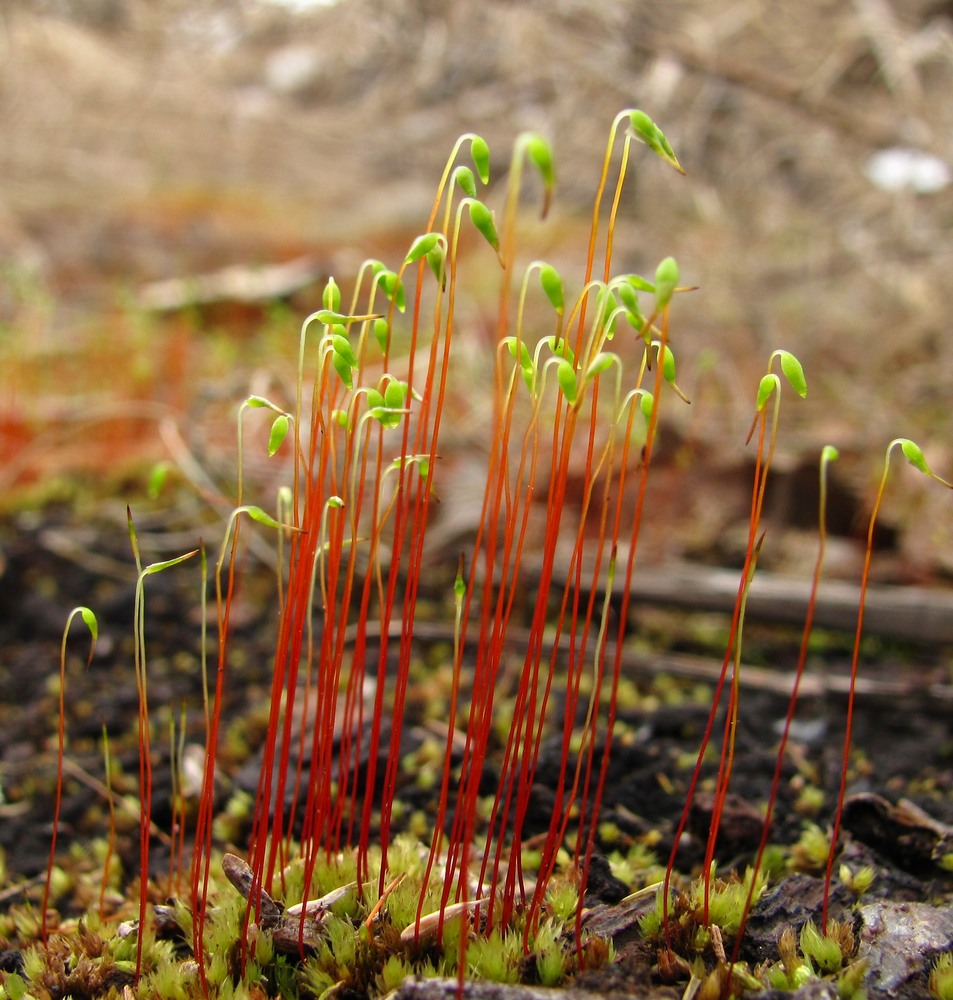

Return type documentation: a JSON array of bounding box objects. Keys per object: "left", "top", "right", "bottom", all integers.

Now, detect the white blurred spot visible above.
[
  {"left": 258, "top": 0, "right": 345, "bottom": 10},
  {"left": 265, "top": 44, "right": 322, "bottom": 94},
  {"left": 864, "top": 146, "right": 952, "bottom": 194}
]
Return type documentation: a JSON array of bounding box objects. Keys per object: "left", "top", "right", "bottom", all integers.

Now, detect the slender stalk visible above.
[
  {"left": 822, "top": 438, "right": 952, "bottom": 930},
  {"left": 729, "top": 446, "right": 839, "bottom": 968},
  {"left": 128, "top": 510, "right": 196, "bottom": 980},
  {"left": 98, "top": 724, "right": 117, "bottom": 918},
  {"left": 43, "top": 606, "right": 97, "bottom": 942}
]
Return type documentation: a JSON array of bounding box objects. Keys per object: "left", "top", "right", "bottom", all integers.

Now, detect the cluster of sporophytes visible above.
[{"left": 13, "top": 108, "right": 952, "bottom": 1000}]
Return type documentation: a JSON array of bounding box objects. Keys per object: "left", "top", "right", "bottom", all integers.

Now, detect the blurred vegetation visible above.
[{"left": 2, "top": 0, "right": 952, "bottom": 572}]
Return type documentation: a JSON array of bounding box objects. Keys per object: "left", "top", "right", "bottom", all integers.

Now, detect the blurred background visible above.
[{"left": 2, "top": 0, "right": 953, "bottom": 579}]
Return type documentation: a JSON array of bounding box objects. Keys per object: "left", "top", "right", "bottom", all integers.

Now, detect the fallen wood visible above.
[
  {"left": 620, "top": 562, "right": 953, "bottom": 644},
  {"left": 137, "top": 255, "right": 323, "bottom": 312},
  {"left": 519, "top": 558, "right": 953, "bottom": 645}
]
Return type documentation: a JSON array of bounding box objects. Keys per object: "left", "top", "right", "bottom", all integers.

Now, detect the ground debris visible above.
[
  {"left": 394, "top": 976, "right": 660, "bottom": 1000},
  {"left": 843, "top": 793, "right": 953, "bottom": 874}
]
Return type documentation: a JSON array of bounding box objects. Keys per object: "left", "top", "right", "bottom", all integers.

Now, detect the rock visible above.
[{"left": 859, "top": 900, "right": 953, "bottom": 999}]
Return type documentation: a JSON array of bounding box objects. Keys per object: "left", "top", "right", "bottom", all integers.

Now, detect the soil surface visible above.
[{"left": 2, "top": 494, "right": 953, "bottom": 998}]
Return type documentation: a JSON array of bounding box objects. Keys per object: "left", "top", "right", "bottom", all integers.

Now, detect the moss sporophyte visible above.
[{"left": 18, "top": 109, "right": 951, "bottom": 1000}]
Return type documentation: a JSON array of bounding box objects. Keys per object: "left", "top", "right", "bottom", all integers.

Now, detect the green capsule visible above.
[
  {"left": 470, "top": 135, "right": 490, "bottom": 184},
  {"left": 539, "top": 263, "right": 564, "bottom": 315},
  {"left": 323, "top": 276, "right": 341, "bottom": 312},
  {"left": 405, "top": 232, "right": 440, "bottom": 265},
  {"left": 756, "top": 374, "right": 777, "bottom": 411},
  {"left": 384, "top": 379, "right": 406, "bottom": 410},
  {"left": 525, "top": 133, "right": 555, "bottom": 217},
  {"left": 332, "top": 350, "right": 353, "bottom": 389},
  {"left": 628, "top": 110, "right": 685, "bottom": 174},
  {"left": 468, "top": 200, "right": 499, "bottom": 252},
  {"left": 898, "top": 438, "right": 931, "bottom": 475},
  {"left": 778, "top": 350, "right": 808, "bottom": 398},
  {"left": 453, "top": 165, "right": 477, "bottom": 198},
  {"left": 268, "top": 414, "right": 289, "bottom": 457},
  {"left": 373, "top": 317, "right": 389, "bottom": 352},
  {"left": 365, "top": 388, "right": 385, "bottom": 410},
  {"left": 332, "top": 334, "right": 358, "bottom": 369},
  {"left": 556, "top": 357, "right": 577, "bottom": 403},
  {"left": 585, "top": 352, "right": 617, "bottom": 381},
  {"left": 654, "top": 257, "right": 679, "bottom": 309}
]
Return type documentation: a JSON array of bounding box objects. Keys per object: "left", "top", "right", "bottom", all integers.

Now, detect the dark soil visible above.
[{"left": 2, "top": 494, "right": 953, "bottom": 998}]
